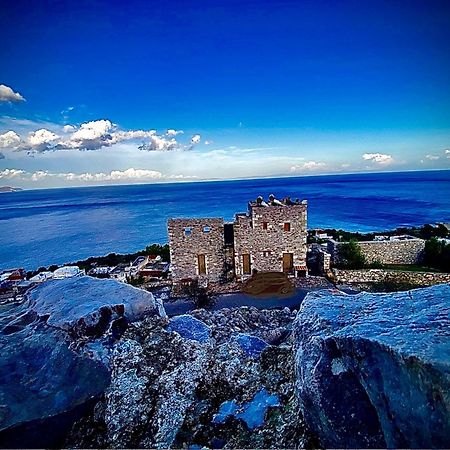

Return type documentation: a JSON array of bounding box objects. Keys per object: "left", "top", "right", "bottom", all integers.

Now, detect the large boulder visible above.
[
  {"left": 293, "top": 284, "right": 450, "bottom": 449},
  {"left": 27, "top": 276, "right": 165, "bottom": 335},
  {"left": 0, "top": 277, "right": 164, "bottom": 447}
]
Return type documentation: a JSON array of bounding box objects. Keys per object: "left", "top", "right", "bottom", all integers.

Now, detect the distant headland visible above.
[{"left": 0, "top": 186, "right": 23, "bottom": 193}]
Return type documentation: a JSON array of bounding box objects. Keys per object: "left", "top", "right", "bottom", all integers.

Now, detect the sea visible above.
[{"left": 1, "top": 170, "right": 449, "bottom": 271}]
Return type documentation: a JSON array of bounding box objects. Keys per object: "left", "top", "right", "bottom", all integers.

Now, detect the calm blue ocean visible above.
[{"left": 1, "top": 170, "right": 449, "bottom": 271}]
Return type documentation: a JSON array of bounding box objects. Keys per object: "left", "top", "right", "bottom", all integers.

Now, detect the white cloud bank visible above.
[
  {"left": 0, "top": 84, "right": 25, "bottom": 102},
  {"left": 362, "top": 153, "right": 393, "bottom": 164},
  {"left": 0, "top": 167, "right": 197, "bottom": 185},
  {"left": 290, "top": 161, "right": 325, "bottom": 172},
  {"left": 0, "top": 119, "right": 201, "bottom": 154}
]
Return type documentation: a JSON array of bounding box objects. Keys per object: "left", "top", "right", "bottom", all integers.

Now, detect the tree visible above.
[
  {"left": 338, "top": 239, "right": 366, "bottom": 269},
  {"left": 180, "top": 279, "right": 216, "bottom": 309},
  {"left": 424, "top": 238, "right": 450, "bottom": 272}
]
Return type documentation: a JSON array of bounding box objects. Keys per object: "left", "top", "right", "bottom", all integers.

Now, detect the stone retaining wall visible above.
[
  {"left": 333, "top": 268, "right": 450, "bottom": 286},
  {"left": 327, "top": 238, "right": 426, "bottom": 265}
]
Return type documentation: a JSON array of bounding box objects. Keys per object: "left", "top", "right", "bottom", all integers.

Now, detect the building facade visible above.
[
  {"left": 168, "top": 218, "right": 228, "bottom": 283},
  {"left": 167, "top": 195, "right": 308, "bottom": 284}
]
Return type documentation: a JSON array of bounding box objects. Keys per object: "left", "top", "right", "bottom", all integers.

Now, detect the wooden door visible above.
[
  {"left": 242, "top": 254, "right": 251, "bottom": 275},
  {"left": 282, "top": 253, "right": 293, "bottom": 273},
  {"left": 198, "top": 254, "right": 206, "bottom": 275}
]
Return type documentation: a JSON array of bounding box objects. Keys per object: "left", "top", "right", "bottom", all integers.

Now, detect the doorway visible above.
[
  {"left": 198, "top": 254, "right": 206, "bottom": 275},
  {"left": 282, "top": 252, "right": 294, "bottom": 273}
]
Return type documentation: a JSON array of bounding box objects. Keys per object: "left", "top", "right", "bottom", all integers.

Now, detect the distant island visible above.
[{"left": 0, "top": 186, "right": 23, "bottom": 193}]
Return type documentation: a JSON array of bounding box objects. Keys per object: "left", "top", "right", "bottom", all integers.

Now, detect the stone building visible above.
[
  {"left": 168, "top": 218, "right": 228, "bottom": 283},
  {"left": 167, "top": 195, "right": 308, "bottom": 284}
]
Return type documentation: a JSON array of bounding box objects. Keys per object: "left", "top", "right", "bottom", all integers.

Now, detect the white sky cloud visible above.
[
  {"left": 290, "top": 161, "right": 325, "bottom": 172},
  {"left": 0, "top": 118, "right": 200, "bottom": 154},
  {"left": 362, "top": 153, "right": 393, "bottom": 164},
  {"left": 1, "top": 115, "right": 449, "bottom": 187},
  {"left": 166, "top": 129, "right": 183, "bottom": 136},
  {"left": 425, "top": 154, "right": 440, "bottom": 160},
  {"left": 0, "top": 130, "right": 21, "bottom": 148},
  {"left": 0, "top": 168, "right": 25, "bottom": 179},
  {"left": 0, "top": 84, "right": 25, "bottom": 102},
  {"left": 0, "top": 167, "right": 197, "bottom": 185}
]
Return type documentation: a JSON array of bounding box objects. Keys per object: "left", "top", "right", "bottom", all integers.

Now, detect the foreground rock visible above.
[
  {"left": 0, "top": 277, "right": 162, "bottom": 447},
  {"left": 27, "top": 276, "right": 166, "bottom": 336},
  {"left": 293, "top": 284, "right": 450, "bottom": 449},
  {"left": 66, "top": 306, "right": 312, "bottom": 449}
]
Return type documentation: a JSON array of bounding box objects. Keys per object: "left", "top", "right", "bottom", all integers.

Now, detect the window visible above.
[
  {"left": 262, "top": 222, "right": 268, "bottom": 230},
  {"left": 284, "top": 222, "right": 291, "bottom": 232},
  {"left": 198, "top": 254, "right": 206, "bottom": 274},
  {"left": 184, "top": 227, "right": 192, "bottom": 236},
  {"left": 203, "top": 226, "right": 211, "bottom": 233}
]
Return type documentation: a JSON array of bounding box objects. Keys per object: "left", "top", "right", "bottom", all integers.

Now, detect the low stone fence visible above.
[
  {"left": 327, "top": 238, "right": 426, "bottom": 265},
  {"left": 333, "top": 268, "right": 450, "bottom": 286}
]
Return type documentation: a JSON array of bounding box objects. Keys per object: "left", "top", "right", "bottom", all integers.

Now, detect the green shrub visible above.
[
  {"left": 424, "top": 238, "right": 450, "bottom": 272},
  {"left": 337, "top": 239, "right": 366, "bottom": 269},
  {"left": 368, "top": 260, "right": 384, "bottom": 269}
]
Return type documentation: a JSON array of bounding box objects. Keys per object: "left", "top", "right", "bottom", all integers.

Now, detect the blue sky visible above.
[{"left": 1, "top": 0, "right": 449, "bottom": 188}]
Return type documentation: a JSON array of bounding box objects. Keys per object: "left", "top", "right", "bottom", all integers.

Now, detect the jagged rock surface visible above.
[
  {"left": 0, "top": 277, "right": 162, "bottom": 445},
  {"left": 293, "top": 284, "right": 450, "bottom": 449},
  {"left": 67, "top": 306, "right": 311, "bottom": 449}
]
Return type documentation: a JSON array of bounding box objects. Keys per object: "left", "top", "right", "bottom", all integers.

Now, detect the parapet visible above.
[{"left": 249, "top": 194, "right": 307, "bottom": 208}]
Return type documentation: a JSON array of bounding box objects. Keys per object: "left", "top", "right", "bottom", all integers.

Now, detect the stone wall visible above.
[
  {"left": 233, "top": 203, "right": 307, "bottom": 279},
  {"left": 333, "top": 268, "right": 450, "bottom": 286},
  {"left": 168, "top": 218, "right": 226, "bottom": 283},
  {"left": 327, "top": 238, "right": 426, "bottom": 265}
]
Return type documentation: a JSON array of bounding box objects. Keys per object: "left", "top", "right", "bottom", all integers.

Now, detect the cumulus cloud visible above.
[
  {"left": 0, "top": 130, "right": 21, "bottom": 148},
  {"left": 63, "top": 125, "right": 76, "bottom": 133},
  {"left": 362, "top": 153, "right": 393, "bottom": 164},
  {"left": 290, "top": 161, "right": 325, "bottom": 172},
  {"left": 0, "top": 118, "right": 201, "bottom": 154},
  {"left": 28, "top": 129, "right": 60, "bottom": 151},
  {"left": 138, "top": 134, "right": 181, "bottom": 152},
  {"left": 425, "top": 154, "right": 440, "bottom": 160},
  {"left": 204, "top": 140, "right": 213, "bottom": 145},
  {"left": 0, "top": 84, "right": 25, "bottom": 102},
  {"left": 166, "top": 129, "right": 183, "bottom": 136},
  {"left": 0, "top": 168, "right": 25, "bottom": 179}
]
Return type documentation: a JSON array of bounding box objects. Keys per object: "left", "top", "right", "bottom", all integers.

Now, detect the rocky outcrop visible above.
[
  {"left": 67, "top": 306, "right": 311, "bottom": 449},
  {"left": 0, "top": 277, "right": 163, "bottom": 447},
  {"left": 293, "top": 284, "right": 450, "bottom": 449}
]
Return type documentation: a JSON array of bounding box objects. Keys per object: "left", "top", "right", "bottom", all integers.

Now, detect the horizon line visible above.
[{"left": 4, "top": 167, "right": 450, "bottom": 192}]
